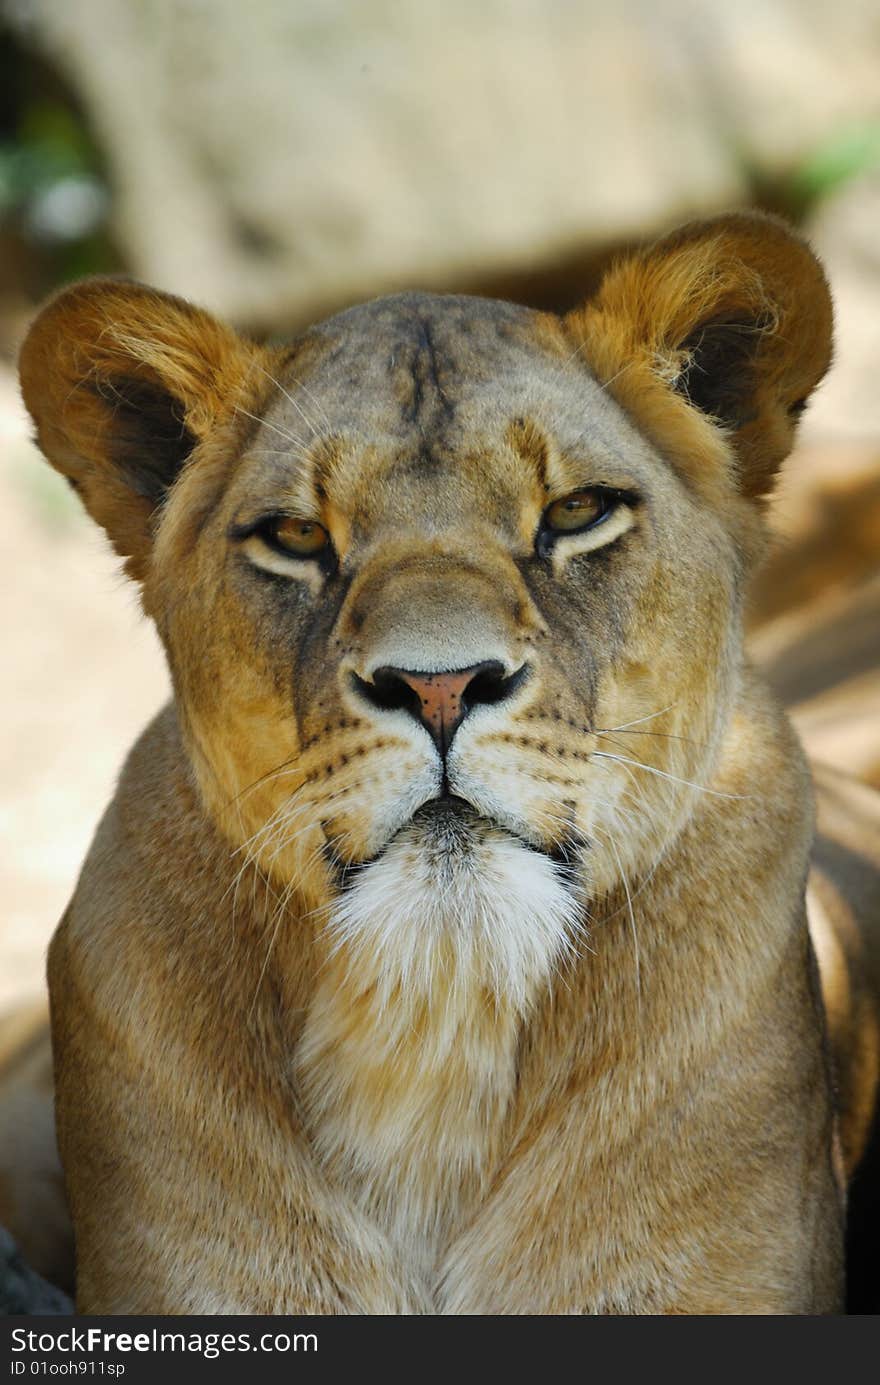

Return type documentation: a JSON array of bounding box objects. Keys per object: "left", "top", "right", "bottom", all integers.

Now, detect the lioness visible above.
[{"left": 16, "top": 212, "right": 880, "bottom": 1313}]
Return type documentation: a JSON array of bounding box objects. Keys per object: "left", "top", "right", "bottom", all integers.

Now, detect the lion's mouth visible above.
[
  {"left": 326, "top": 793, "right": 584, "bottom": 891},
  {"left": 412, "top": 793, "right": 483, "bottom": 837}
]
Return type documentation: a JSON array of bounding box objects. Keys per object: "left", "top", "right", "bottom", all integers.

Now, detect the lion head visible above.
[{"left": 20, "top": 213, "right": 832, "bottom": 1017}]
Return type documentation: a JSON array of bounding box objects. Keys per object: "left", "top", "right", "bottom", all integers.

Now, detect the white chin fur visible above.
[{"left": 324, "top": 819, "right": 584, "bottom": 1013}]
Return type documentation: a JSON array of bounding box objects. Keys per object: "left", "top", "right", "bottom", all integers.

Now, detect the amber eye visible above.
[
  {"left": 264, "top": 515, "right": 331, "bottom": 557},
  {"left": 543, "top": 488, "right": 610, "bottom": 533}
]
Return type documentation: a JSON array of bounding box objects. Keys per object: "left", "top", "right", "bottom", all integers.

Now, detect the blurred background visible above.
[{"left": 1, "top": 0, "right": 879, "bottom": 1013}]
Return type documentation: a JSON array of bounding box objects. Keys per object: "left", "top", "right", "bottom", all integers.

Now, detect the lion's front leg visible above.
[
  {"left": 65, "top": 1077, "right": 428, "bottom": 1314},
  {"left": 49, "top": 926, "right": 428, "bottom": 1316},
  {"left": 437, "top": 1082, "right": 844, "bottom": 1315}
]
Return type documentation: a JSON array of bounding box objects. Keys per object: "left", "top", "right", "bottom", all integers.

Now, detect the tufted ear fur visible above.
[
  {"left": 566, "top": 213, "right": 833, "bottom": 501},
  {"left": 19, "top": 278, "right": 273, "bottom": 578}
]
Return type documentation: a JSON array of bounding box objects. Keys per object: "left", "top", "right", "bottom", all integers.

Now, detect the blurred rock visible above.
[
  {"left": 805, "top": 170, "right": 880, "bottom": 441},
  {"left": 0, "top": 1002, "right": 73, "bottom": 1295},
  {"left": 11, "top": 0, "right": 880, "bottom": 329},
  {"left": 748, "top": 440, "right": 880, "bottom": 789},
  {"left": 0, "top": 1225, "right": 72, "bottom": 1315}
]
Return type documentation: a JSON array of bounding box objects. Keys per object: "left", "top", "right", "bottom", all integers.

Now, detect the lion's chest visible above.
[{"left": 295, "top": 960, "right": 522, "bottom": 1272}]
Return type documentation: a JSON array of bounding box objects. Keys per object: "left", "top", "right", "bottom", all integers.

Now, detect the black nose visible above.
[{"left": 355, "top": 660, "right": 527, "bottom": 754}]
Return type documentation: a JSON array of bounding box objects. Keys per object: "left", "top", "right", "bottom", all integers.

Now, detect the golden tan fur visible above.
[{"left": 10, "top": 212, "right": 880, "bottom": 1313}]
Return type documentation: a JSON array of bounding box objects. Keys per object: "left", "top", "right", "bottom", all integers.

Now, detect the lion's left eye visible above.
[
  {"left": 260, "top": 515, "right": 331, "bottom": 558},
  {"left": 543, "top": 488, "right": 612, "bottom": 533}
]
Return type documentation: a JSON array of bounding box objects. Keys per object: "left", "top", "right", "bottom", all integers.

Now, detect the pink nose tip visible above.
[
  {"left": 394, "top": 668, "right": 478, "bottom": 749},
  {"left": 365, "top": 660, "right": 516, "bottom": 754}
]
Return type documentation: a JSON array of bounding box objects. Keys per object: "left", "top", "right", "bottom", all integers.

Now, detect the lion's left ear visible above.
[
  {"left": 566, "top": 213, "right": 833, "bottom": 500},
  {"left": 19, "top": 277, "right": 273, "bottom": 579}
]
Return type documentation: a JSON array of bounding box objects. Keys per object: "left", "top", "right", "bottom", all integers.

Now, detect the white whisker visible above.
[
  {"left": 233, "top": 404, "right": 307, "bottom": 448},
  {"left": 602, "top": 826, "right": 642, "bottom": 1019},
  {"left": 601, "top": 703, "right": 679, "bottom": 732},
  {"left": 256, "top": 363, "right": 323, "bottom": 440},
  {"left": 591, "top": 752, "right": 749, "bottom": 800}
]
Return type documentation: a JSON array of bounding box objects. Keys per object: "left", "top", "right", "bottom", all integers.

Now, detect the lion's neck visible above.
[
  {"left": 296, "top": 956, "right": 521, "bottom": 1273},
  {"left": 294, "top": 831, "right": 579, "bottom": 1271}
]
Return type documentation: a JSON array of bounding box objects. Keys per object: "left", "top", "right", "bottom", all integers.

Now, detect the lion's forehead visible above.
[
  {"left": 296, "top": 291, "right": 557, "bottom": 413},
  {"left": 248, "top": 290, "right": 650, "bottom": 520}
]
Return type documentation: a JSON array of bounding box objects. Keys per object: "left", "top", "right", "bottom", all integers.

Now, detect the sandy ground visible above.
[{"left": 1, "top": 367, "right": 168, "bottom": 1012}]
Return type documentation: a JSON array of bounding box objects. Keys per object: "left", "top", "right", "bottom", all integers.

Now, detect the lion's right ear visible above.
[
  {"left": 565, "top": 213, "right": 833, "bottom": 503},
  {"left": 19, "top": 278, "right": 272, "bottom": 577}
]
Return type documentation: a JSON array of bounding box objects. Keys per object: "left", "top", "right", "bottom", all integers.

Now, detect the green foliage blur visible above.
[{"left": 0, "top": 23, "right": 118, "bottom": 298}]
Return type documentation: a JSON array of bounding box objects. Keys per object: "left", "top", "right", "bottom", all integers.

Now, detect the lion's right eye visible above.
[
  {"left": 543, "top": 489, "right": 610, "bottom": 534},
  {"left": 257, "top": 515, "right": 331, "bottom": 559}
]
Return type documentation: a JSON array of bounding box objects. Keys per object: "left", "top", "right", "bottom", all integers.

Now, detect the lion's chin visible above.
[
  {"left": 408, "top": 794, "right": 505, "bottom": 858},
  {"left": 323, "top": 801, "right": 585, "bottom": 1011}
]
